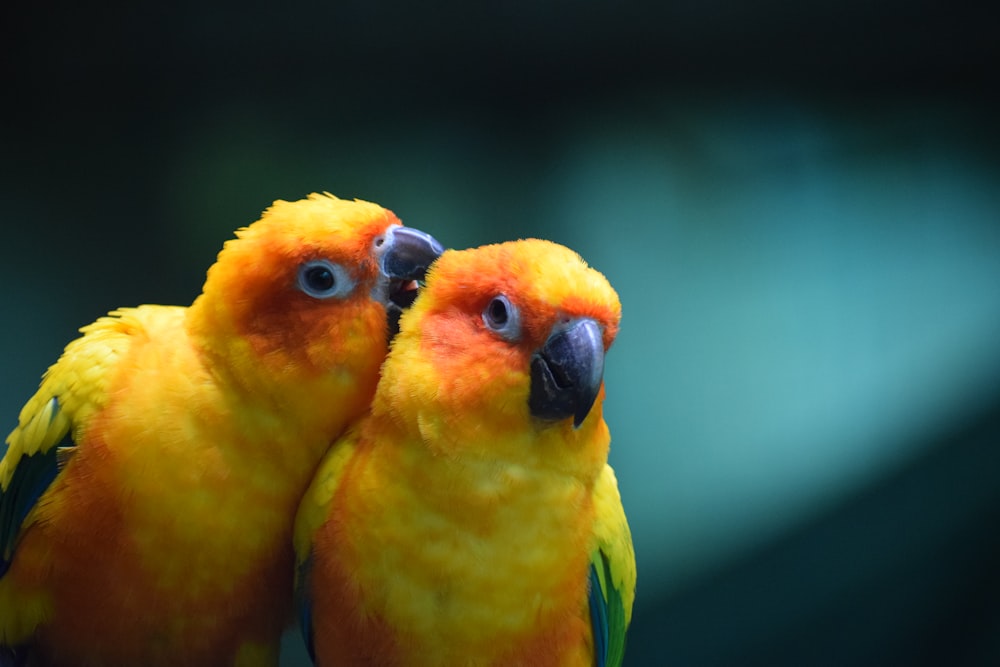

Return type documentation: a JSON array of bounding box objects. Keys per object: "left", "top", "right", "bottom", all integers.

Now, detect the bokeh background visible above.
[{"left": 3, "top": 2, "right": 999, "bottom": 665}]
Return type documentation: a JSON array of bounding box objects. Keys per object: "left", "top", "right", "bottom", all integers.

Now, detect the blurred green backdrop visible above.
[{"left": 2, "top": 2, "right": 999, "bottom": 665}]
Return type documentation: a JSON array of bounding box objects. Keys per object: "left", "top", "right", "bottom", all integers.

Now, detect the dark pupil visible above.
[
  {"left": 306, "top": 266, "right": 335, "bottom": 291},
  {"left": 489, "top": 298, "right": 508, "bottom": 325}
]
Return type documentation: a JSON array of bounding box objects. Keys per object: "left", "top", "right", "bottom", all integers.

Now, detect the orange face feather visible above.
[{"left": 375, "top": 239, "right": 620, "bottom": 473}]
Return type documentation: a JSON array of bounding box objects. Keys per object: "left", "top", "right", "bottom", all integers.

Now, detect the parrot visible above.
[
  {"left": 294, "top": 238, "right": 636, "bottom": 667},
  {"left": 0, "top": 192, "right": 443, "bottom": 667}
]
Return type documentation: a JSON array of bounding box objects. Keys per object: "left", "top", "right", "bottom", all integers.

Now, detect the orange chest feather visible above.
[
  {"left": 16, "top": 422, "right": 297, "bottom": 666},
  {"left": 308, "top": 443, "right": 598, "bottom": 667},
  {"left": 11, "top": 353, "right": 324, "bottom": 665}
]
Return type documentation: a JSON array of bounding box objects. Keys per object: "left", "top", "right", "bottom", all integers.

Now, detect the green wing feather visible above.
[
  {"left": 0, "top": 310, "right": 135, "bottom": 574},
  {"left": 589, "top": 464, "right": 636, "bottom": 667},
  {"left": 0, "top": 398, "right": 70, "bottom": 573}
]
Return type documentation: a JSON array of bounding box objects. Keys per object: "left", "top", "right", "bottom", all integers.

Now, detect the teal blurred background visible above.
[{"left": 3, "top": 2, "right": 999, "bottom": 665}]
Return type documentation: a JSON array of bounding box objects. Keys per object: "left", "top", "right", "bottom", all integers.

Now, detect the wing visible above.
[
  {"left": 292, "top": 428, "right": 362, "bottom": 661},
  {"left": 588, "top": 464, "right": 636, "bottom": 667},
  {"left": 0, "top": 309, "right": 138, "bottom": 574},
  {"left": 0, "top": 397, "right": 68, "bottom": 576}
]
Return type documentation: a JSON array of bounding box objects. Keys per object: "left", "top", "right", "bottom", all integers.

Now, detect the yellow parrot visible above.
[
  {"left": 0, "top": 193, "right": 443, "bottom": 666},
  {"left": 295, "top": 238, "right": 636, "bottom": 666}
]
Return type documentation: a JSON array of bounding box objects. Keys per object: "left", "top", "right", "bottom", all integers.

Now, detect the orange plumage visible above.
[
  {"left": 0, "top": 193, "right": 441, "bottom": 666},
  {"left": 294, "top": 239, "right": 635, "bottom": 667}
]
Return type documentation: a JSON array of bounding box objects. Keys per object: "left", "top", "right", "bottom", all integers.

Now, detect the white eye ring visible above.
[
  {"left": 482, "top": 294, "right": 521, "bottom": 342},
  {"left": 297, "top": 260, "right": 356, "bottom": 299}
]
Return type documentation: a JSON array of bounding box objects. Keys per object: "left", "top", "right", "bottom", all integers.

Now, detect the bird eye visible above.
[
  {"left": 297, "top": 260, "right": 356, "bottom": 299},
  {"left": 482, "top": 295, "right": 521, "bottom": 341}
]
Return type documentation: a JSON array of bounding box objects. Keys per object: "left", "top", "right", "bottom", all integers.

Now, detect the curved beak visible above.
[
  {"left": 379, "top": 226, "right": 445, "bottom": 285},
  {"left": 528, "top": 318, "right": 605, "bottom": 428},
  {"left": 376, "top": 225, "right": 445, "bottom": 334}
]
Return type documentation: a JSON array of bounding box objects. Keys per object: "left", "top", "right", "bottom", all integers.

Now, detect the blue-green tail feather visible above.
[
  {"left": 589, "top": 551, "right": 628, "bottom": 667},
  {"left": 588, "top": 562, "right": 610, "bottom": 667}
]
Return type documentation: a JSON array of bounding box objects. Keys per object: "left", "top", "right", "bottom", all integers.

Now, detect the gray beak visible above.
[{"left": 528, "top": 318, "right": 605, "bottom": 428}]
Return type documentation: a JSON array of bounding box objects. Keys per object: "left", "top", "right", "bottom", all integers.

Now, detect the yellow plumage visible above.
[
  {"left": 295, "top": 238, "right": 636, "bottom": 667},
  {"left": 0, "top": 193, "right": 441, "bottom": 666}
]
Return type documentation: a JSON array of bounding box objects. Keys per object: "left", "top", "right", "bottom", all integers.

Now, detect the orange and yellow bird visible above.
[
  {"left": 295, "top": 239, "right": 636, "bottom": 667},
  {"left": 0, "top": 193, "right": 442, "bottom": 667}
]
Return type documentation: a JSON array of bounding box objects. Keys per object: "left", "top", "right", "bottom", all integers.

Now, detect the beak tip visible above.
[{"left": 572, "top": 381, "right": 601, "bottom": 428}]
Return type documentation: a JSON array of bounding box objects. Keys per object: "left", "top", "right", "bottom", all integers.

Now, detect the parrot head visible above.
[
  {"left": 377, "top": 238, "right": 621, "bottom": 469},
  {"left": 188, "top": 192, "right": 443, "bottom": 416}
]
